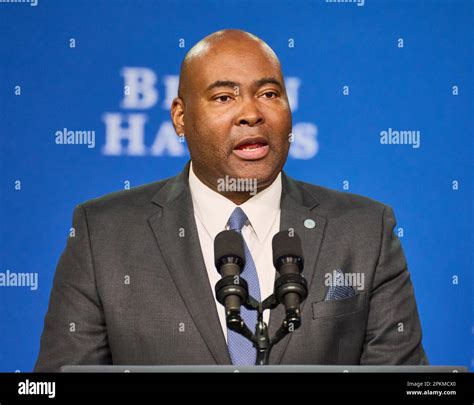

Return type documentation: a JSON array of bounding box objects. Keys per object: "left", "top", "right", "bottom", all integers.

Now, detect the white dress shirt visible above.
[{"left": 188, "top": 162, "right": 282, "bottom": 341}]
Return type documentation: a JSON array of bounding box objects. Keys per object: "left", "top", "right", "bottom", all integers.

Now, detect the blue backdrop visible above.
[{"left": 1, "top": 0, "right": 472, "bottom": 372}]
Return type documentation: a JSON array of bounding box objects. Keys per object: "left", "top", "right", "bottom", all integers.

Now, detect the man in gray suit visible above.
[{"left": 35, "top": 29, "right": 428, "bottom": 371}]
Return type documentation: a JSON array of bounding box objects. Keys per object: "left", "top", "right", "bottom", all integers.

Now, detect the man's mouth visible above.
[{"left": 233, "top": 137, "right": 270, "bottom": 161}]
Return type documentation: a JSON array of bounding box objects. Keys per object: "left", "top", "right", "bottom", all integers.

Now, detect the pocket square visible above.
[{"left": 324, "top": 269, "right": 358, "bottom": 301}]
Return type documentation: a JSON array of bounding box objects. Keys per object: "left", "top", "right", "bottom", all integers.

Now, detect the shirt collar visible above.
[{"left": 188, "top": 162, "right": 282, "bottom": 243}]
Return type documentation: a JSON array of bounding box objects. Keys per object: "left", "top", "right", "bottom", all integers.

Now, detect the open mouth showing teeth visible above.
[
  {"left": 236, "top": 143, "right": 266, "bottom": 151},
  {"left": 233, "top": 141, "right": 270, "bottom": 160}
]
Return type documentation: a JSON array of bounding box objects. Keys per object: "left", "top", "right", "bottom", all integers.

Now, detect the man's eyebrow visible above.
[
  {"left": 205, "top": 77, "right": 284, "bottom": 92},
  {"left": 254, "top": 77, "right": 283, "bottom": 89},
  {"left": 206, "top": 80, "right": 240, "bottom": 92}
]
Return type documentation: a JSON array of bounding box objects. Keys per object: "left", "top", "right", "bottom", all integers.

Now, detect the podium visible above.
[{"left": 60, "top": 365, "right": 468, "bottom": 373}]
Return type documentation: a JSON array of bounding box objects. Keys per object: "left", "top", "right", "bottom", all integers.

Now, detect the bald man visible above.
[{"left": 35, "top": 30, "right": 428, "bottom": 371}]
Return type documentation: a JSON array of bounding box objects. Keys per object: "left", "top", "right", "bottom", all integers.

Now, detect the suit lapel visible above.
[
  {"left": 148, "top": 163, "right": 231, "bottom": 365},
  {"left": 268, "top": 172, "right": 328, "bottom": 364}
]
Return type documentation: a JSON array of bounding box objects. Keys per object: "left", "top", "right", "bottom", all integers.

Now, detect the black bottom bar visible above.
[{"left": 0, "top": 372, "right": 472, "bottom": 402}]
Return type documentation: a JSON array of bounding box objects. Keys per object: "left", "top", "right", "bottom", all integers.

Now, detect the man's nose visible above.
[{"left": 235, "top": 99, "right": 264, "bottom": 127}]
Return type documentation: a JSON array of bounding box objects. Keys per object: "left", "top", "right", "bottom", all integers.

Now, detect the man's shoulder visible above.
[
  {"left": 78, "top": 176, "right": 173, "bottom": 215},
  {"left": 291, "top": 177, "right": 388, "bottom": 216}
]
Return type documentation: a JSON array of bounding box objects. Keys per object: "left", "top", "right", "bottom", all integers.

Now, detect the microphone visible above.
[
  {"left": 272, "top": 231, "right": 308, "bottom": 328},
  {"left": 214, "top": 230, "right": 248, "bottom": 326}
]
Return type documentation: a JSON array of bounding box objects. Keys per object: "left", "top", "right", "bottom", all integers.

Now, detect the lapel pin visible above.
[{"left": 304, "top": 219, "right": 316, "bottom": 229}]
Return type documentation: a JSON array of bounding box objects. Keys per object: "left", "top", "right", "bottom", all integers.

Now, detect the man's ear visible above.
[{"left": 171, "top": 97, "right": 185, "bottom": 136}]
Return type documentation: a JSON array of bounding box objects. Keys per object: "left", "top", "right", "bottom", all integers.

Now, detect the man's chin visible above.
[{"left": 224, "top": 164, "right": 278, "bottom": 187}]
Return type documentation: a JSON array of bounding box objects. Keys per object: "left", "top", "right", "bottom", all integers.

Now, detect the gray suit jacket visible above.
[{"left": 34, "top": 163, "right": 428, "bottom": 371}]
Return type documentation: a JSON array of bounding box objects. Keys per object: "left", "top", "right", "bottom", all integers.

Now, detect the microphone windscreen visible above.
[
  {"left": 214, "top": 230, "right": 245, "bottom": 269},
  {"left": 272, "top": 231, "right": 303, "bottom": 267}
]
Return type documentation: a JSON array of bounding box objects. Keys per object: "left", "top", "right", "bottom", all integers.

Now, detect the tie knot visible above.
[{"left": 227, "top": 207, "right": 249, "bottom": 232}]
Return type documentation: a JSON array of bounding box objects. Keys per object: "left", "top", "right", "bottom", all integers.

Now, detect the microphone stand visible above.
[{"left": 225, "top": 293, "right": 302, "bottom": 366}]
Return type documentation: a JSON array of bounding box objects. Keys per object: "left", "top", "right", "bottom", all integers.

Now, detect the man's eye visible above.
[
  {"left": 262, "top": 91, "right": 278, "bottom": 99},
  {"left": 214, "top": 95, "right": 232, "bottom": 103}
]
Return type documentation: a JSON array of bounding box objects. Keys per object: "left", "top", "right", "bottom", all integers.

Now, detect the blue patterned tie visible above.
[{"left": 226, "top": 207, "right": 261, "bottom": 365}]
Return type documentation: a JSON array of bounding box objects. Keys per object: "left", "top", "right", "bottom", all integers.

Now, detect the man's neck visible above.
[{"left": 190, "top": 165, "right": 277, "bottom": 205}]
